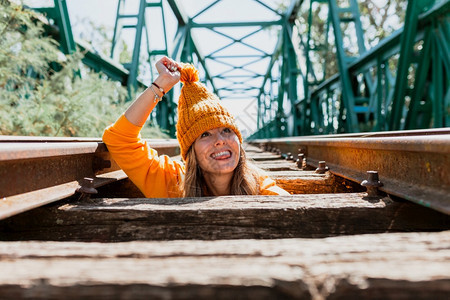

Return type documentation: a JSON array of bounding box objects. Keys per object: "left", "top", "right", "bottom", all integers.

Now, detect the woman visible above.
[{"left": 103, "top": 56, "right": 289, "bottom": 197}]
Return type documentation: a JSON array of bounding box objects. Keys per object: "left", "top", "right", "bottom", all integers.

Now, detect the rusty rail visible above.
[
  {"left": 251, "top": 130, "right": 450, "bottom": 215},
  {"left": 2, "top": 130, "right": 449, "bottom": 220},
  {"left": 0, "top": 137, "right": 180, "bottom": 220}
]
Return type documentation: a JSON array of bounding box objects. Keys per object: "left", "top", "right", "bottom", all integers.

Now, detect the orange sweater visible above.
[{"left": 102, "top": 115, "right": 289, "bottom": 198}]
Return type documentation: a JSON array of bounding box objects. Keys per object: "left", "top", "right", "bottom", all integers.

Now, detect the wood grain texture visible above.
[
  {"left": 1, "top": 194, "right": 448, "bottom": 242},
  {"left": 0, "top": 231, "right": 448, "bottom": 299},
  {"left": 270, "top": 171, "right": 364, "bottom": 194}
]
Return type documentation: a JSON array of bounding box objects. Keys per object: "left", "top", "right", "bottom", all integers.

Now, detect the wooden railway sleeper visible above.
[{"left": 1, "top": 138, "right": 449, "bottom": 298}]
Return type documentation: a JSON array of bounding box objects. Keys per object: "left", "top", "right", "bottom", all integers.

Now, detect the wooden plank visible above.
[
  {"left": 269, "top": 171, "right": 364, "bottom": 194},
  {"left": 243, "top": 143, "right": 265, "bottom": 153},
  {"left": 255, "top": 161, "right": 298, "bottom": 171},
  {"left": 88, "top": 171, "right": 361, "bottom": 197},
  {"left": 0, "top": 231, "right": 449, "bottom": 299},
  {"left": 248, "top": 153, "right": 283, "bottom": 161},
  {"left": 1, "top": 194, "right": 449, "bottom": 241},
  {"left": 249, "top": 155, "right": 362, "bottom": 193}
]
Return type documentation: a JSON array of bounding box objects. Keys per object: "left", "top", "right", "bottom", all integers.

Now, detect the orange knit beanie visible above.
[{"left": 176, "top": 63, "right": 243, "bottom": 161}]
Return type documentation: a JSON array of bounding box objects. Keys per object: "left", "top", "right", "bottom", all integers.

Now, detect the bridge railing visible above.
[{"left": 250, "top": 0, "right": 449, "bottom": 139}]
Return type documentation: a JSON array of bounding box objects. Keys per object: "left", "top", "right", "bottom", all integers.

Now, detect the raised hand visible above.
[{"left": 154, "top": 56, "right": 182, "bottom": 93}]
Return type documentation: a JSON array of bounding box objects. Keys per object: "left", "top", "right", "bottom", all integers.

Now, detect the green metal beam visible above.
[
  {"left": 34, "top": 0, "right": 76, "bottom": 54},
  {"left": 251, "top": 0, "right": 449, "bottom": 139},
  {"left": 190, "top": 21, "right": 282, "bottom": 28},
  {"left": 127, "top": 0, "right": 146, "bottom": 92},
  {"left": 327, "top": 0, "right": 360, "bottom": 133},
  {"left": 389, "top": 0, "right": 436, "bottom": 130},
  {"left": 30, "top": 0, "right": 449, "bottom": 139}
]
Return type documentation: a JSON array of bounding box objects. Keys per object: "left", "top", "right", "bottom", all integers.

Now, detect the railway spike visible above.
[
  {"left": 315, "top": 161, "right": 329, "bottom": 174},
  {"left": 296, "top": 154, "right": 304, "bottom": 169},
  {"left": 77, "top": 177, "right": 98, "bottom": 201},
  {"left": 361, "top": 171, "right": 383, "bottom": 198},
  {"left": 296, "top": 153, "right": 305, "bottom": 170},
  {"left": 285, "top": 152, "right": 292, "bottom": 160}
]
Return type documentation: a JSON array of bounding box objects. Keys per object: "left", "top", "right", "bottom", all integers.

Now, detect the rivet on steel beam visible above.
[
  {"left": 315, "top": 161, "right": 329, "bottom": 174},
  {"left": 77, "top": 177, "right": 98, "bottom": 200},
  {"left": 361, "top": 171, "right": 383, "bottom": 198}
]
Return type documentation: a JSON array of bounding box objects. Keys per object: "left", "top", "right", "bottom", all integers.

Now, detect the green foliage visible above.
[
  {"left": 0, "top": 2, "right": 169, "bottom": 138},
  {"left": 359, "top": 0, "right": 407, "bottom": 47}
]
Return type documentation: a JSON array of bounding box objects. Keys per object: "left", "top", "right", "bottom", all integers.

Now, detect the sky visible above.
[{"left": 23, "top": 0, "right": 287, "bottom": 136}]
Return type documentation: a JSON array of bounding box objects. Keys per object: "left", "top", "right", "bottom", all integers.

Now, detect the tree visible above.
[{"left": 0, "top": 1, "right": 169, "bottom": 138}]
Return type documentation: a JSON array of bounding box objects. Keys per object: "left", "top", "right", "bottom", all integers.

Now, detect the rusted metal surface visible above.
[
  {"left": 0, "top": 136, "right": 179, "bottom": 143},
  {"left": 0, "top": 138, "right": 180, "bottom": 220},
  {"left": 258, "top": 127, "right": 450, "bottom": 139},
  {"left": 252, "top": 132, "right": 450, "bottom": 214},
  {"left": 0, "top": 142, "right": 115, "bottom": 198},
  {"left": 0, "top": 170, "right": 128, "bottom": 220}
]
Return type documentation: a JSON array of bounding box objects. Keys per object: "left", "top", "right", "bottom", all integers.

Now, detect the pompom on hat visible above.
[{"left": 176, "top": 63, "right": 243, "bottom": 161}]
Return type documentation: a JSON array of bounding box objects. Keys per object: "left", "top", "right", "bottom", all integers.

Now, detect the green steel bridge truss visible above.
[{"left": 33, "top": 0, "right": 449, "bottom": 138}]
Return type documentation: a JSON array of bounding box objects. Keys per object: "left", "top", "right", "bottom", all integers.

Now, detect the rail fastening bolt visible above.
[
  {"left": 315, "top": 161, "right": 329, "bottom": 174},
  {"left": 361, "top": 171, "right": 383, "bottom": 198},
  {"left": 296, "top": 154, "right": 304, "bottom": 168},
  {"left": 77, "top": 177, "right": 98, "bottom": 195}
]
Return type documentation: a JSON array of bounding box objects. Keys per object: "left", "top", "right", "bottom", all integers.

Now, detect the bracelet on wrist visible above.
[
  {"left": 149, "top": 85, "right": 161, "bottom": 103},
  {"left": 152, "top": 82, "right": 165, "bottom": 96}
]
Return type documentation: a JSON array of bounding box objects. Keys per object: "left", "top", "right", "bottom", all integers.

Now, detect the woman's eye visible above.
[
  {"left": 223, "top": 128, "right": 231, "bottom": 133},
  {"left": 201, "top": 132, "right": 210, "bottom": 138}
]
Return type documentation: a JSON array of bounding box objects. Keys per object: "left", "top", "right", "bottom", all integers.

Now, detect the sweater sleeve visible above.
[
  {"left": 259, "top": 174, "right": 291, "bottom": 196},
  {"left": 102, "top": 115, "right": 185, "bottom": 198}
]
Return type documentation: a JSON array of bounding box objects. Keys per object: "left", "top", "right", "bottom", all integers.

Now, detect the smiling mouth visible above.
[{"left": 211, "top": 150, "right": 232, "bottom": 160}]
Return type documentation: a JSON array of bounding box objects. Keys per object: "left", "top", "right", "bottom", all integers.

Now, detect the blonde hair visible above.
[{"left": 183, "top": 144, "right": 260, "bottom": 197}]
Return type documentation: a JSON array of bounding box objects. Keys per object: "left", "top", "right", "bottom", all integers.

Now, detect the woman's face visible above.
[{"left": 193, "top": 127, "right": 240, "bottom": 176}]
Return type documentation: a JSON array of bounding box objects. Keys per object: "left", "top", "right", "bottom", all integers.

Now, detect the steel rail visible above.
[
  {"left": 0, "top": 138, "right": 180, "bottom": 220},
  {"left": 252, "top": 131, "right": 450, "bottom": 215},
  {"left": 256, "top": 128, "right": 450, "bottom": 140}
]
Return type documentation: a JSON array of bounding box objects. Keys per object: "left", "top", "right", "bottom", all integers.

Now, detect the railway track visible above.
[{"left": 0, "top": 131, "right": 449, "bottom": 299}]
